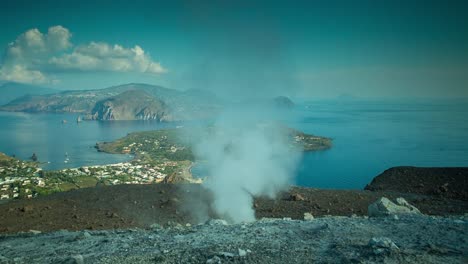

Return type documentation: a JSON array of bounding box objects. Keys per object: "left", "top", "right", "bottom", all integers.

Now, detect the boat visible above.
[{"left": 77, "top": 116, "right": 82, "bottom": 123}]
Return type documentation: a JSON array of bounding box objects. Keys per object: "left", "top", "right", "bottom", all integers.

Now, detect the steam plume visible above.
[{"left": 192, "top": 105, "right": 301, "bottom": 223}]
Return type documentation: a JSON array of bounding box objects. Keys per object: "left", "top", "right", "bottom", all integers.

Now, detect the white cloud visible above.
[
  {"left": 0, "top": 26, "right": 166, "bottom": 84},
  {"left": 46, "top": 25, "right": 72, "bottom": 51},
  {"left": 48, "top": 42, "right": 167, "bottom": 74},
  {"left": 0, "top": 65, "right": 48, "bottom": 84}
]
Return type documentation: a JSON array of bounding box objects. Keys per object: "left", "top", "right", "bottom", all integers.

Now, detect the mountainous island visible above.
[
  {"left": 0, "top": 82, "right": 303, "bottom": 122},
  {"left": 0, "top": 83, "right": 221, "bottom": 121}
]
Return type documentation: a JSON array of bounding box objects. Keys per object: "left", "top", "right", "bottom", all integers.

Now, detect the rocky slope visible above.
[
  {"left": 0, "top": 215, "right": 466, "bottom": 263},
  {"left": 365, "top": 166, "right": 468, "bottom": 201},
  {"left": 90, "top": 90, "right": 171, "bottom": 121}
]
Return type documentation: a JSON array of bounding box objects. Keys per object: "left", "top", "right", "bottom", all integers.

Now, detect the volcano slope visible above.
[
  {"left": 0, "top": 184, "right": 467, "bottom": 233},
  {"left": 0, "top": 214, "right": 466, "bottom": 263},
  {"left": 0, "top": 183, "right": 467, "bottom": 263}
]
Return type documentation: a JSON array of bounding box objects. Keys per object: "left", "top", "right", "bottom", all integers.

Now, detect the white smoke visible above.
[{"left": 192, "top": 106, "right": 301, "bottom": 223}]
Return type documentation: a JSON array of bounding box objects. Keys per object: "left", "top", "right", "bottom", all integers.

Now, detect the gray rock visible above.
[
  {"left": 304, "top": 212, "right": 314, "bottom": 221},
  {"left": 28, "top": 229, "right": 42, "bottom": 235},
  {"left": 219, "top": 251, "right": 235, "bottom": 258},
  {"left": 368, "top": 197, "right": 421, "bottom": 217},
  {"left": 206, "top": 256, "right": 222, "bottom": 264},
  {"left": 165, "top": 221, "right": 183, "bottom": 229},
  {"left": 63, "top": 254, "right": 84, "bottom": 264},
  {"left": 395, "top": 198, "right": 421, "bottom": 212},
  {"left": 74, "top": 231, "right": 92, "bottom": 240},
  {"left": 368, "top": 237, "right": 399, "bottom": 253},
  {"left": 238, "top": 248, "right": 247, "bottom": 257},
  {"left": 206, "top": 219, "right": 228, "bottom": 226}
]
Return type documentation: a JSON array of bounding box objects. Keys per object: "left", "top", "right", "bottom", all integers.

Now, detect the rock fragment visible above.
[
  {"left": 28, "top": 230, "right": 41, "bottom": 235},
  {"left": 238, "top": 248, "right": 250, "bottom": 257},
  {"left": 304, "top": 212, "right": 314, "bottom": 221},
  {"left": 63, "top": 254, "right": 84, "bottom": 264},
  {"left": 290, "top": 193, "right": 305, "bottom": 201},
  {"left": 206, "top": 256, "right": 221, "bottom": 264},
  {"left": 368, "top": 197, "right": 420, "bottom": 217},
  {"left": 74, "top": 231, "right": 92, "bottom": 240},
  {"left": 368, "top": 237, "right": 399, "bottom": 255},
  {"left": 205, "top": 219, "right": 228, "bottom": 226},
  {"left": 218, "top": 252, "right": 235, "bottom": 258}
]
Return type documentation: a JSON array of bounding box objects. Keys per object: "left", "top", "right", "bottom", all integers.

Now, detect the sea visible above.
[{"left": 1, "top": 99, "right": 467, "bottom": 189}]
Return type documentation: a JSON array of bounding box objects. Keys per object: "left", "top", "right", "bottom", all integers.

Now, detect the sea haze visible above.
[{"left": 1, "top": 99, "right": 467, "bottom": 189}]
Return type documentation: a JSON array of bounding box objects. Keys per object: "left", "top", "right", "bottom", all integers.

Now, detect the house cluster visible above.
[
  {"left": 169, "top": 145, "right": 186, "bottom": 153},
  {"left": 294, "top": 135, "right": 305, "bottom": 142},
  {"left": 123, "top": 142, "right": 145, "bottom": 153},
  {"left": 0, "top": 178, "right": 39, "bottom": 200},
  {"left": 0, "top": 160, "right": 42, "bottom": 200},
  {"left": 75, "top": 161, "right": 175, "bottom": 185}
]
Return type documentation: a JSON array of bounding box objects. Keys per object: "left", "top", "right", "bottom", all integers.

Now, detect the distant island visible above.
[{"left": 272, "top": 95, "right": 295, "bottom": 109}]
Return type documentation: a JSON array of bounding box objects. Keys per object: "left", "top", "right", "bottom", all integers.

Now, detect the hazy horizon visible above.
[{"left": 0, "top": 0, "right": 467, "bottom": 100}]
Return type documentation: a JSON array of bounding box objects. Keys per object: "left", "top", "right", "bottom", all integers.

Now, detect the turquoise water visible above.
[
  {"left": 292, "top": 100, "right": 468, "bottom": 189},
  {"left": 0, "top": 112, "right": 180, "bottom": 170},
  {"left": 1, "top": 100, "right": 467, "bottom": 189}
]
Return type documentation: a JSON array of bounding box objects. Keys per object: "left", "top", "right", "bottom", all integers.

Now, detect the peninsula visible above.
[{"left": 0, "top": 127, "right": 331, "bottom": 200}]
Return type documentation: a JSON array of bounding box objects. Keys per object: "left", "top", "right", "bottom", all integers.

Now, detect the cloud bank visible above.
[{"left": 0, "top": 26, "right": 166, "bottom": 84}]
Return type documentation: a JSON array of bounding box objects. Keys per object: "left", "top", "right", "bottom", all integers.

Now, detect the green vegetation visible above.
[
  {"left": 97, "top": 129, "right": 194, "bottom": 161},
  {"left": 289, "top": 129, "right": 332, "bottom": 151}
]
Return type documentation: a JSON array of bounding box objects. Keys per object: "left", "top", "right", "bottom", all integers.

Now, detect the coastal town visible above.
[
  {"left": 0, "top": 155, "right": 198, "bottom": 201},
  {"left": 0, "top": 127, "right": 330, "bottom": 201}
]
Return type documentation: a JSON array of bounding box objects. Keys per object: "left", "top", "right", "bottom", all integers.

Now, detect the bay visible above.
[
  {"left": 0, "top": 112, "right": 180, "bottom": 170},
  {"left": 1, "top": 99, "right": 467, "bottom": 189}
]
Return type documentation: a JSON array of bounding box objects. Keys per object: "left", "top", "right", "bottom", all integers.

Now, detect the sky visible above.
[{"left": 0, "top": 0, "right": 467, "bottom": 99}]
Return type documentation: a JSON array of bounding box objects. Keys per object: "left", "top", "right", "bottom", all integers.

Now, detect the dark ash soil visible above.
[{"left": 0, "top": 183, "right": 466, "bottom": 234}]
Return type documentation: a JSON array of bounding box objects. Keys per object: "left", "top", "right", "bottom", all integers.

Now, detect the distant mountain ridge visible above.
[
  {"left": 0, "top": 83, "right": 221, "bottom": 121},
  {"left": 0, "top": 82, "right": 57, "bottom": 106}
]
